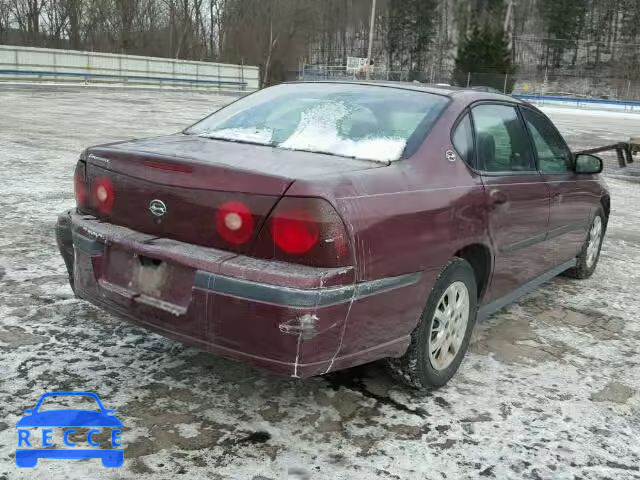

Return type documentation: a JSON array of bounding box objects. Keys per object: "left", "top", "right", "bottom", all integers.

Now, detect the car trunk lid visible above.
[{"left": 81, "top": 133, "right": 382, "bottom": 253}]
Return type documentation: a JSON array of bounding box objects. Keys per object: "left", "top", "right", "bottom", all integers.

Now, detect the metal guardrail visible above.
[
  {"left": 514, "top": 94, "right": 640, "bottom": 109},
  {"left": 0, "top": 69, "right": 247, "bottom": 88},
  {"left": 0, "top": 44, "right": 260, "bottom": 91}
]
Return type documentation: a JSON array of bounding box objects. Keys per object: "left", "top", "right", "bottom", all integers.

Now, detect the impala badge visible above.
[
  {"left": 149, "top": 199, "right": 167, "bottom": 217},
  {"left": 445, "top": 150, "right": 457, "bottom": 162}
]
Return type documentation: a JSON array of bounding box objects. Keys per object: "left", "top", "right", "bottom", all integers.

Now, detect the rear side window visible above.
[
  {"left": 452, "top": 113, "right": 474, "bottom": 166},
  {"left": 521, "top": 108, "right": 573, "bottom": 173},
  {"left": 472, "top": 104, "right": 535, "bottom": 172}
]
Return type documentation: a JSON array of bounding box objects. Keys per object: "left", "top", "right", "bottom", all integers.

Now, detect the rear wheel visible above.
[
  {"left": 388, "top": 258, "right": 477, "bottom": 389},
  {"left": 564, "top": 207, "right": 605, "bottom": 279}
]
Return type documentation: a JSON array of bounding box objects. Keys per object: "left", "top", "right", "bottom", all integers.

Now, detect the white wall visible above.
[{"left": 0, "top": 45, "right": 259, "bottom": 91}]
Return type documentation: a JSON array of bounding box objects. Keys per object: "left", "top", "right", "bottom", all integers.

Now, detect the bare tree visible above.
[
  {"left": 9, "top": 0, "right": 47, "bottom": 45},
  {"left": 65, "top": 0, "right": 83, "bottom": 50},
  {"left": 42, "top": 0, "right": 69, "bottom": 47},
  {"left": 0, "top": 1, "right": 12, "bottom": 42},
  {"left": 208, "top": 0, "right": 226, "bottom": 59}
]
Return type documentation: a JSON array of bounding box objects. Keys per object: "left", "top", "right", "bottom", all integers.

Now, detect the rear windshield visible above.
[{"left": 185, "top": 83, "right": 449, "bottom": 162}]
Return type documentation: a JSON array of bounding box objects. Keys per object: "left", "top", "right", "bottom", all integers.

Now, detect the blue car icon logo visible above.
[{"left": 15, "top": 391, "right": 123, "bottom": 468}]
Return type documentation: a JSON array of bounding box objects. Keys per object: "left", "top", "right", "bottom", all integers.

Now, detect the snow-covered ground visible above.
[
  {"left": 522, "top": 97, "right": 640, "bottom": 114},
  {"left": 0, "top": 86, "right": 639, "bottom": 480},
  {"left": 540, "top": 105, "right": 640, "bottom": 175}
]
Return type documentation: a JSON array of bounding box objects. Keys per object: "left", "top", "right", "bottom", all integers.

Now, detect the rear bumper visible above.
[{"left": 56, "top": 209, "right": 427, "bottom": 377}]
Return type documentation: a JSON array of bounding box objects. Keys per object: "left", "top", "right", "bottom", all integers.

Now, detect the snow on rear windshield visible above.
[{"left": 186, "top": 84, "right": 449, "bottom": 162}]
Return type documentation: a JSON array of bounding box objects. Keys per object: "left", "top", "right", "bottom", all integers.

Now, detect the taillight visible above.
[
  {"left": 216, "top": 201, "right": 255, "bottom": 245},
  {"left": 271, "top": 208, "right": 319, "bottom": 254},
  {"left": 74, "top": 163, "right": 87, "bottom": 208},
  {"left": 92, "top": 177, "right": 115, "bottom": 215},
  {"left": 253, "top": 197, "right": 352, "bottom": 268}
]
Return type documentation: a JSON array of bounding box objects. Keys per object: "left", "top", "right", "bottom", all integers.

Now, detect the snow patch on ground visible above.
[
  {"left": 175, "top": 423, "right": 201, "bottom": 439},
  {"left": 540, "top": 105, "right": 640, "bottom": 119}
]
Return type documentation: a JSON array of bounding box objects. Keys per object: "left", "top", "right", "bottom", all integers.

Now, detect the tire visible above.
[
  {"left": 388, "top": 257, "right": 478, "bottom": 389},
  {"left": 55, "top": 219, "right": 76, "bottom": 293},
  {"left": 564, "top": 207, "right": 606, "bottom": 280}
]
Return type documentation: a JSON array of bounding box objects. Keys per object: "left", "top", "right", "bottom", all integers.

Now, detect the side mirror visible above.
[{"left": 575, "top": 154, "right": 603, "bottom": 174}]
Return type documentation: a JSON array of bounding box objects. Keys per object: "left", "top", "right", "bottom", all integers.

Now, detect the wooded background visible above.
[{"left": 1, "top": 0, "right": 639, "bottom": 88}]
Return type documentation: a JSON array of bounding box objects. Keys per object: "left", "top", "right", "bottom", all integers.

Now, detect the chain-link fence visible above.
[
  {"left": 299, "top": 64, "right": 640, "bottom": 106},
  {"left": 299, "top": 64, "right": 413, "bottom": 82}
]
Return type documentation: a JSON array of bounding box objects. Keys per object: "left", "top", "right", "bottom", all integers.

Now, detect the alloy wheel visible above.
[
  {"left": 586, "top": 216, "right": 602, "bottom": 268},
  {"left": 428, "top": 281, "right": 470, "bottom": 371}
]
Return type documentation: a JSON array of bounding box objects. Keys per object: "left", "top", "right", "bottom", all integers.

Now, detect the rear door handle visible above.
[{"left": 490, "top": 190, "right": 508, "bottom": 206}]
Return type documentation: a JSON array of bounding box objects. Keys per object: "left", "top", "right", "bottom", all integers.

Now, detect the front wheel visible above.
[
  {"left": 388, "top": 257, "right": 477, "bottom": 389},
  {"left": 564, "top": 207, "right": 605, "bottom": 280}
]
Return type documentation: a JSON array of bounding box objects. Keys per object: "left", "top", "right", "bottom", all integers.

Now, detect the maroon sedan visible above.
[{"left": 56, "top": 82, "right": 609, "bottom": 389}]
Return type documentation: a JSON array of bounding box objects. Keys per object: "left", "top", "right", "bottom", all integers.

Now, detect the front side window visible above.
[
  {"left": 521, "top": 108, "right": 573, "bottom": 173},
  {"left": 186, "top": 84, "right": 449, "bottom": 163},
  {"left": 471, "top": 104, "right": 535, "bottom": 172}
]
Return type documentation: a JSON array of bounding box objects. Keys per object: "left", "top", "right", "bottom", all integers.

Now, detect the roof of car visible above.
[{"left": 284, "top": 80, "right": 521, "bottom": 103}]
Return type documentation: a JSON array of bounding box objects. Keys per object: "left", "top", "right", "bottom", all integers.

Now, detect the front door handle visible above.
[{"left": 490, "top": 190, "right": 508, "bottom": 206}]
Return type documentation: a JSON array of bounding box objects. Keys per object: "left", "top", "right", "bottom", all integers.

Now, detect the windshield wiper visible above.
[
  {"left": 197, "top": 134, "right": 275, "bottom": 147},
  {"left": 281, "top": 147, "right": 357, "bottom": 159},
  {"left": 282, "top": 147, "right": 390, "bottom": 165}
]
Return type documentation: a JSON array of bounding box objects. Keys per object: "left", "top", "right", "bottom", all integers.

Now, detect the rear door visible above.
[
  {"left": 520, "top": 107, "right": 596, "bottom": 264},
  {"left": 471, "top": 103, "right": 552, "bottom": 303}
]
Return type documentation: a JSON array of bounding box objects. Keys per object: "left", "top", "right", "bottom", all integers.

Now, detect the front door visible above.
[
  {"left": 471, "top": 103, "right": 552, "bottom": 303},
  {"left": 520, "top": 107, "right": 596, "bottom": 264}
]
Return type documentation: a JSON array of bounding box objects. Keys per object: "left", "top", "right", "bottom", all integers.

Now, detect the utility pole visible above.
[
  {"left": 503, "top": 0, "right": 513, "bottom": 32},
  {"left": 366, "top": 0, "right": 377, "bottom": 80},
  {"left": 504, "top": 0, "right": 514, "bottom": 51}
]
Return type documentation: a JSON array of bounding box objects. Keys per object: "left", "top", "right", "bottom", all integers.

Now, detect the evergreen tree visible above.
[
  {"left": 453, "top": 23, "right": 516, "bottom": 93},
  {"left": 385, "top": 0, "right": 438, "bottom": 81}
]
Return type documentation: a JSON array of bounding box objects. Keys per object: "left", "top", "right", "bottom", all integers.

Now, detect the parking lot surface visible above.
[{"left": 0, "top": 86, "right": 638, "bottom": 479}]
